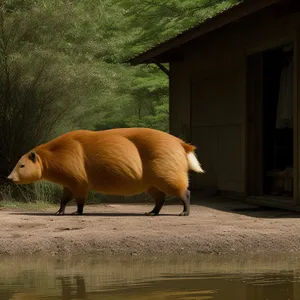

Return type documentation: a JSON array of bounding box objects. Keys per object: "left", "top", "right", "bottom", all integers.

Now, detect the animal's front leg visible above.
[{"left": 71, "top": 188, "right": 88, "bottom": 215}]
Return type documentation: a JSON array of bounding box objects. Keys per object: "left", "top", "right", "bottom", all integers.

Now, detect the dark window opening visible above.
[{"left": 262, "top": 44, "right": 293, "bottom": 197}]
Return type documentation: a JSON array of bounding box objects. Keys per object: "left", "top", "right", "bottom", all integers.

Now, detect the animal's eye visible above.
[{"left": 20, "top": 164, "right": 25, "bottom": 168}]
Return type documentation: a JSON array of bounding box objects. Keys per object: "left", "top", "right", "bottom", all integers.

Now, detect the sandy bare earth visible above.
[{"left": 1, "top": 196, "right": 300, "bottom": 257}]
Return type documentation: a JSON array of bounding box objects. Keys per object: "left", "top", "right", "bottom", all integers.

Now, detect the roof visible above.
[{"left": 128, "top": 0, "right": 285, "bottom": 65}]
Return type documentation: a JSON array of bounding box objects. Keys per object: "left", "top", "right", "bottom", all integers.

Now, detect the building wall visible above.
[
  {"left": 169, "top": 8, "right": 300, "bottom": 194},
  {"left": 169, "top": 61, "right": 191, "bottom": 141},
  {"left": 189, "top": 67, "right": 245, "bottom": 192}
]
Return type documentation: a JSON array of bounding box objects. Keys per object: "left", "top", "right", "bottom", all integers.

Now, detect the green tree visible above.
[{"left": 115, "top": 0, "right": 240, "bottom": 60}]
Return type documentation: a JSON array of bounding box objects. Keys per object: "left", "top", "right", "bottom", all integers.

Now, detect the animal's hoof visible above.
[
  {"left": 145, "top": 212, "right": 157, "bottom": 216},
  {"left": 179, "top": 211, "right": 189, "bottom": 216},
  {"left": 55, "top": 210, "right": 65, "bottom": 216},
  {"left": 71, "top": 211, "right": 83, "bottom": 215}
]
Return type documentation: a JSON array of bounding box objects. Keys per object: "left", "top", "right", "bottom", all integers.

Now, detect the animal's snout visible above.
[{"left": 6, "top": 174, "right": 17, "bottom": 183}]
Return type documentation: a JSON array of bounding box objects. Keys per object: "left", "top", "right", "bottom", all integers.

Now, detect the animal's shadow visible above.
[{"left": 9, "top": 211, "right": 180, "bottom": 217}]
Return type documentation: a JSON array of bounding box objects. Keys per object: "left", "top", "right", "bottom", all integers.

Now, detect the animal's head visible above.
[{"left": 7, "top": 151, "right": 42, "bottom": 184}]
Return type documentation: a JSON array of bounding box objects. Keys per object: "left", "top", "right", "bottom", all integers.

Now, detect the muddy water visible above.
[{"left": 1, "top": 254, "right": 300, "bottom": 299}]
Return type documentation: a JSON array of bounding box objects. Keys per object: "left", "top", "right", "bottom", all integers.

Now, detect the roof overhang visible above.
[{"left": 128, "top": 0, "right": 285, "bottom": 66}]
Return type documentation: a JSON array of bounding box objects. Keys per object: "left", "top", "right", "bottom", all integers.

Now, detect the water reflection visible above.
[
  {"left": 1, "top": 254, "right": 300, "bottom": 299},
  {"left": 57, "top": 276, "right": 86, "bottom": 300}
]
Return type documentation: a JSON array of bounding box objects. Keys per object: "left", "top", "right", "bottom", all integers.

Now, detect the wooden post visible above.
[{"left": 294, "top": 29, "right": 300, "bottom": 205}]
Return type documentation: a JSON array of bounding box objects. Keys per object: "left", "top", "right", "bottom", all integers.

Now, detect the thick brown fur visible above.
[{"left": 7, "top": 128, "right": 204, "bottom": 216}]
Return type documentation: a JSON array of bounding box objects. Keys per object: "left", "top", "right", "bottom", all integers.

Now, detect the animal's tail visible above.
[{"left": 181, "top": 142, "right": 205, "bottom": 173}]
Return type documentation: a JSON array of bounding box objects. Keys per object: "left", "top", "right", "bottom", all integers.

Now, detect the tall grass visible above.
[
  {"left": 0, "top": 180, "right": 108, "bottom": 210},
  {"left": 0, "top": 181, "right": 60, "bottom": 205}
]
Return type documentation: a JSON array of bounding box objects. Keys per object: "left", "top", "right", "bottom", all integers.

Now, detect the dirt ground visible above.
[{"left": 1, "top": 196, "right": 300, "bottom": 257}]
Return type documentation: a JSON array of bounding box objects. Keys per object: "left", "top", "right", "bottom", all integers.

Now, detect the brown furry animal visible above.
[{"left": 7, "top": 128, "right": 204, "bottom": 216}]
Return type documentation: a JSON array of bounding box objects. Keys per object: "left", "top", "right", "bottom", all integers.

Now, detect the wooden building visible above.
[{"left": 129, "top": 0, "right": 300, "bottom": 210}]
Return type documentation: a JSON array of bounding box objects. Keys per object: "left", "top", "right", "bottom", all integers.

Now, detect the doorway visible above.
[{"left": 247, "top": 43, "right": 294, "bottom": 198}]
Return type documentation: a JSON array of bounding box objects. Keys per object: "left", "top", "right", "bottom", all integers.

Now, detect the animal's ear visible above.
[{"left": 28, "top": 151, "right": 37, "bottom": 163}]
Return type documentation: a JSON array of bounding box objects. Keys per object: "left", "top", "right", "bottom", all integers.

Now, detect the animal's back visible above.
[{"left": 84, "top": 128, "right": 189, "bottom": 178}]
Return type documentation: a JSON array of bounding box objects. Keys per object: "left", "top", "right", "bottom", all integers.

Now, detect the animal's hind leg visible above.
[
  {"left": 145, "top": 187, "right": 165, "bottom": 216},
  {"left": 154, "top": 173, "right": 190, "bottom": 216},
  {"left": 179, "top": 189, "right": 190, "bottom": 216},
  {"left": 55, "top": 186, "right": 73, "bottom": 216}
]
